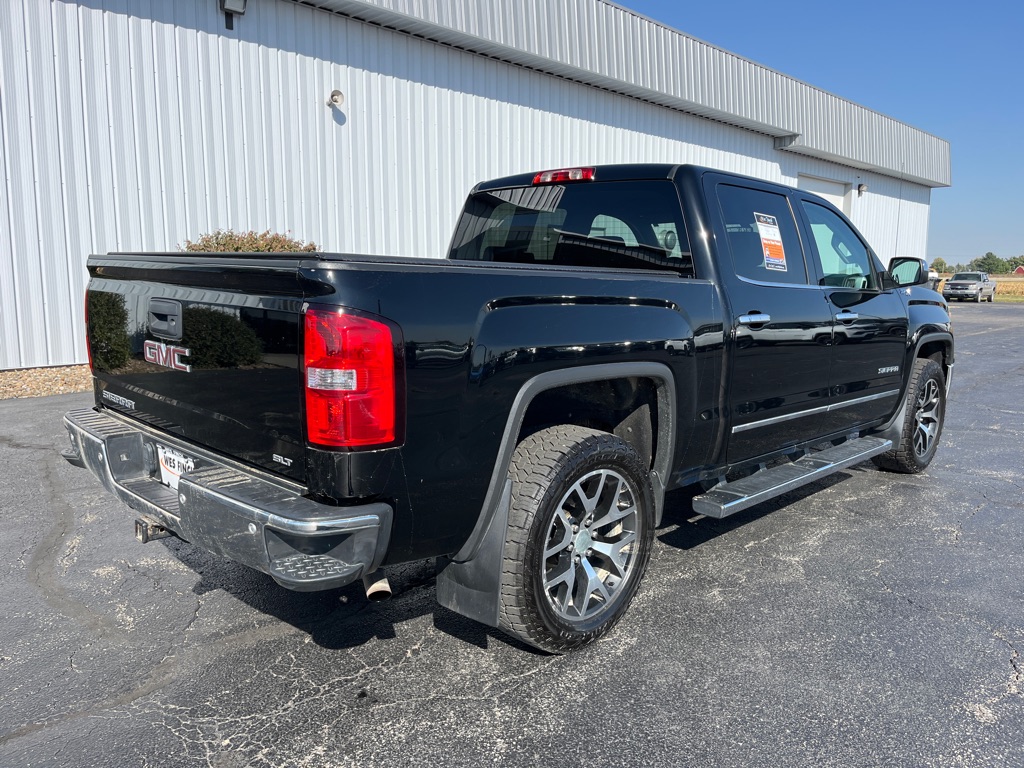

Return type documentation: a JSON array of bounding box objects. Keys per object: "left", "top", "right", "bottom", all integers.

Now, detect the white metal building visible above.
[{"left": 0, "top": 0, "right": 951, "bottom": 371}]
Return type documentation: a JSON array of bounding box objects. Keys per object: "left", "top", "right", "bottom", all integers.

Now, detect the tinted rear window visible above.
[{"left": 448, "top": 180, "right": 692, "bottom": 275}]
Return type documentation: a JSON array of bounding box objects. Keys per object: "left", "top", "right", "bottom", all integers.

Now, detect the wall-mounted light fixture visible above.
[
  {"left": 857, "top": 183, "right": 868, "bottom": 197},
  {"left": 326, "top": 90, "right": 345, "bottom": 108},
  {"left": 220, "top": 0, "right": 246, "bottom": 29}
]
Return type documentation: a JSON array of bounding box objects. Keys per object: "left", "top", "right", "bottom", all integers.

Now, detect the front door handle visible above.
[
  {"left": 835, "top": 310, "right": 859, "bottom": 324},
  {"left": 738, "top": 313, "right": 771, "bottom": 326}
]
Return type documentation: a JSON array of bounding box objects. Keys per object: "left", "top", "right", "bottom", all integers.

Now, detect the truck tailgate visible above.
[{"left": 86, "top": 253, "right": 308, "bottom": 483}]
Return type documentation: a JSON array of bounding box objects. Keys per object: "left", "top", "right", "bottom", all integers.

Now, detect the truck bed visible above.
[{"left": 87, "top": 250, "right": 719, "bottom": 563}]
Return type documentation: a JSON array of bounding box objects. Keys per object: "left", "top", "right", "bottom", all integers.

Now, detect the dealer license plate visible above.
[{"left": 157, "top": 444, "right": 195, "bottom": 490}]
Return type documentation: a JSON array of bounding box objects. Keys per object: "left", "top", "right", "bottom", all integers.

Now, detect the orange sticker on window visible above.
[{"left": 754, "top": 212, "right": 787, "bottom": 272}]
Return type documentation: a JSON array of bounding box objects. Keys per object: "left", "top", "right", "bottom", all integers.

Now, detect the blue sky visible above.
[{"left": 617, "top": 0, "right": 1024, "bottom": 264}]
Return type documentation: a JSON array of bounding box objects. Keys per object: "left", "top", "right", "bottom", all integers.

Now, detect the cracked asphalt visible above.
[{"left": 1, "top": 303, "right": 1022, "bottom": 767}]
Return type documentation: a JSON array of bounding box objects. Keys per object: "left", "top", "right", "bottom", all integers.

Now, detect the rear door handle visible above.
[
  {"left": 835, "top": 310, "right": 859, "bottom": 324},
  {"left": 738, "top": 313, "right": 771, "bottom": 326}
]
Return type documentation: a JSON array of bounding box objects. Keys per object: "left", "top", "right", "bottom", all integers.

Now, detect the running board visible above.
[{"left": 693, "top": 436, "right": 892, "bottom": 519}]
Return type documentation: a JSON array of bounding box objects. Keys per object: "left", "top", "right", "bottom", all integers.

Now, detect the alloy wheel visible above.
[
  {"left": 913, "top": 378, "right": 941, "bottom": 458},
  {"left": 541, "top": 469, "right": 640, "bottom": 621}
]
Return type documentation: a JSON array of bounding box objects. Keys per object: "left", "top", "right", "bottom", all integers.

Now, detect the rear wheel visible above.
[
  {"left": 873, "top": 358, "right": 946, "bottom": 473},
  {"left": 498, "top": 425, "right": 655, "bottom": 653}
]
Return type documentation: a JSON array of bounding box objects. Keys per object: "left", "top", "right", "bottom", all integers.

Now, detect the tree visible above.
[
  {"left": 969, "top": 252, "right": 1008, "bottom": 274},
  {"left": 1006, "top": 255, "right": 1024, "bottom": 272},
  {"left": 88, "top": 292, "right": 131, "bottom": 370},
  {"left": 929, "top": 257, "right": 948, "bottom": 273}
]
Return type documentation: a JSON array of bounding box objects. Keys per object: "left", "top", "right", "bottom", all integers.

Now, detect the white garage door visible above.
[{"left": 798, "top": 175, "right": 850, "bottom": 215}]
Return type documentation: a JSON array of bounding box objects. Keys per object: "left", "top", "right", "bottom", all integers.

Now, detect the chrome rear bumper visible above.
[{"left": 62, "top": 408, "right": 392, "bottom": 591}]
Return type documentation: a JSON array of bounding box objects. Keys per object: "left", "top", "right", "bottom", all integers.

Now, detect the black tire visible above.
[
  {"left": 989, "top": 289, "right": 995, "bottom": 303},
  {"left": 872, "top": 358, "right": 946, "bottom": 473},
  {"left": 498, "top": 425, "right": 655, "bottom": 653},
  {"left": 975, "top": 291, "right": 982, "bottom": 303}
]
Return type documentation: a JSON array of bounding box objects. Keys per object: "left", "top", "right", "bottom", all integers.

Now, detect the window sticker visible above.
[{"left": 753, "top": 212, "right": 787, "bottom": 272}]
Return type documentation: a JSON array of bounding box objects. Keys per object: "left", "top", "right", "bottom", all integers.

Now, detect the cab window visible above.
[
  {"left": 588, "top": 214, "right": 639, "bottom": 246},
  {"left": 802, "top": 201, "right": 877, "bottom": 290},
  {"left": 449, "top": 180, "right": 693, "bottom": 275},
  {"left": 716, "top": 185, "right": 807, "bottom": 285}
]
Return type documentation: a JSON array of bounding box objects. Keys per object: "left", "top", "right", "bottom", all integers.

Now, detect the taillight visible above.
[
  {"left": 84, "top": 290, "right": 93, "bottom": 371},
  {"left": 303, "top": 307, "right": 398, "bottom": 449},
  {"left": 533, "top": 167, "right": 595, "bottom": 185}
]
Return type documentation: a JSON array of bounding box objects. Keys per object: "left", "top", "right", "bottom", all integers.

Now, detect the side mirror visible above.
[{"left": 888, "top": 257, "right": 928, "bottom": 287}]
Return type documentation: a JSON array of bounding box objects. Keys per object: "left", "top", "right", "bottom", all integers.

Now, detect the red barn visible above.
[{"left": 1015, "top": 266, "right": 1024, "bottom": 275}]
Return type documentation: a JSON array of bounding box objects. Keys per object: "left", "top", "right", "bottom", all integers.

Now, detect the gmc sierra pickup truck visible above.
[{"left": 63, "top": 164, "right": 953, "bottom": 653}]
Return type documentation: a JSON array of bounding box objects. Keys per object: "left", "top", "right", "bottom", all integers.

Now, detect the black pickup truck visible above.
[{"left": 63, "top": 164, "right": 953, "bottom": 653}]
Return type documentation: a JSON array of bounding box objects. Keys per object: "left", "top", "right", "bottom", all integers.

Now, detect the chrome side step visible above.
[{"left": 693, "top": 436, "right": 892, "bottom": 519}]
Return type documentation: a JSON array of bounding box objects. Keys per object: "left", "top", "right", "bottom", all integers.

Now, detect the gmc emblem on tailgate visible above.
[{"left": 144, "top": 340, "right": 192, "bottom": 372}]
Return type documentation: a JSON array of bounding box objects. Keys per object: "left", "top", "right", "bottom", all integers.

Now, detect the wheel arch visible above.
[
  {"left": 472, "top": 362, "right": 675, "bottom": 558},
  {"left": 873, "top": 331, "right": 953, "bottom": 446},
  {"left": 914, "top": 331, "right": 954, "bottom": 387},
  {"left": 515, "top": 378, "right": 659, "bottom": 476},
  {"left": 435, "top": 362, "right": 676, "bottom": 628}
]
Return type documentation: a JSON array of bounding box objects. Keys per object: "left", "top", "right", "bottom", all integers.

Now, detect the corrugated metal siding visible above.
[
  {"left": 300, "top": 0, "right": 951, "bottom": 187},
  {"left": 0, "top": 0, "right": 933, "bottom": 370}
]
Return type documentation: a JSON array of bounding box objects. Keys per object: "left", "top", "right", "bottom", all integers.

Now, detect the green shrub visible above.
[
  {"left": 88, "top": 292, "right": 131, "bottom": 370},
  {"left": 181, "top": 230, "right": 318, "bottom": 253},
  {"left": 180, "top": 307, "right": 263, "bottom": 368}
]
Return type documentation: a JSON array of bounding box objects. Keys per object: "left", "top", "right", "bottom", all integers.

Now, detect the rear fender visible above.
[{"left": 435, "top": 362, "right": 675, "bottom": 627}]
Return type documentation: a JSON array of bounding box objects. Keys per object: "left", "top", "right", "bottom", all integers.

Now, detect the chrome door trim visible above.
[{"left": 731, "top": 389, "right": 901, "bottom": 434}]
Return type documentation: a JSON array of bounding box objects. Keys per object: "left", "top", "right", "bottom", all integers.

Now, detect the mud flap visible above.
[{"left": 434, "top": 480, "right": 511, "bottom": 628}]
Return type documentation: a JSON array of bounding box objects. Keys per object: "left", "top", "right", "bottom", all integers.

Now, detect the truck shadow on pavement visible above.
[
  {"left": 160, "top": 537, "right": 540, "bottom": 653},
  {"left": 154, "top": 471, "right": 853, "bottom": 654},
  {"left": 158, "top": 538, "right": 427, "bottom": 648}
]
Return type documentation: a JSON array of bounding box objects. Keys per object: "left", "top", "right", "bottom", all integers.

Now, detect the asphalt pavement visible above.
[{"left": 1, "top": 302, "right": 1021, "bottom": 767}]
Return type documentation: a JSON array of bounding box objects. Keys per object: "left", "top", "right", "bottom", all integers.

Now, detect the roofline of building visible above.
[
  {"left": 600, "top": 0, "right": 950, "bottom": 144},
  {"left": 290, "top": 0, "right": 951, "bottom": 188}
]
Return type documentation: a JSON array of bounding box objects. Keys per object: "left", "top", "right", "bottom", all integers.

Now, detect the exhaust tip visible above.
[{"left": 362, "top": 569, "right": 392, "bottom": 601}]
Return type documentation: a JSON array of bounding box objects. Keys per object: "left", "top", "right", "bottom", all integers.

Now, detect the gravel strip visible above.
[{"left": 0, "top": 365, "right": 92, "bottom": 400}]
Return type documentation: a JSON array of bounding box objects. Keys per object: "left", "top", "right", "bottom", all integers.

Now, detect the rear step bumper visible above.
[
  {"left": 62, "top": 408, "right": 392, "bottom": 592},
  {"left": 693, "top": 436, "right": 892, "bottom": 519}
]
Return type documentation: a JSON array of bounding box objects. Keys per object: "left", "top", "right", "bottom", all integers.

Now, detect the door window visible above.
[
  {"left": 802, "top": 202, "right": 877, "bottom": 290},
  {"left": 716, "top": 185, "right": 807, "bottom": 285}
]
